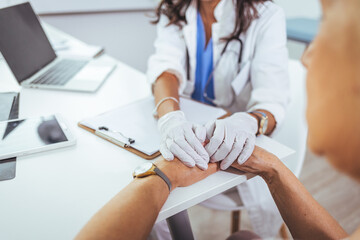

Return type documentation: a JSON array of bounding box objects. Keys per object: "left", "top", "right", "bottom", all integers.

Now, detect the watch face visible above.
[{"left": 134, "top": 162, "right": 153, "bottom": 176}]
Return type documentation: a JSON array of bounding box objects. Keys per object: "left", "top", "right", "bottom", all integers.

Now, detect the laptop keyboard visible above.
[{"left": 30, "top": 59, "right": 88, "bottom": 86}]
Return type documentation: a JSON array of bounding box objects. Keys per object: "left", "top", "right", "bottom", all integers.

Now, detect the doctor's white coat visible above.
[{"left": 147, "top": 0, "right": 289, "bottom": 237}]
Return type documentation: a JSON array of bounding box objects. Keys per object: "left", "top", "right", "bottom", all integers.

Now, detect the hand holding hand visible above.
[
  {"left": 205, "top": 112, "right": 258, "bottom": 170},
  {"left": 158, "top": 111, "right": 210, "bottom": 170},
  {"left": 231, "top": 146, "right": 282, "bottom": 181}
]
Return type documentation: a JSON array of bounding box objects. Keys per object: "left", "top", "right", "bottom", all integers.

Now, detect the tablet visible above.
[{"left": 0, "top": 114, "right": 76, "bottom": 160}]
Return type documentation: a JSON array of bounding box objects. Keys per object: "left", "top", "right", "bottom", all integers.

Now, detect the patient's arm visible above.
[
  {"left": 75, "top": 158, "right": 219, "bottom": 240},
  {"left": 231, "top": 146, "right": 348, "bottom": 239}
]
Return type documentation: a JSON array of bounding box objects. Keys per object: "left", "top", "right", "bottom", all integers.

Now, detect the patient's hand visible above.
[
  {"left": 155, "top": 157, "right": 220, "bottom": 190},
  {"left": 230, "top": 146, "right": 282, "bottom": 181}
]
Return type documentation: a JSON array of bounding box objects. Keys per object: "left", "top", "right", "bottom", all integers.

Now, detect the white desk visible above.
[{"left": 0, "top": 25, "right": 294, "bottom": 240}]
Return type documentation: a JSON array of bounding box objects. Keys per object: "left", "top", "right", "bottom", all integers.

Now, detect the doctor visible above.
[{"left": 148, "top": 0, "right": 289, "bottom": 237}]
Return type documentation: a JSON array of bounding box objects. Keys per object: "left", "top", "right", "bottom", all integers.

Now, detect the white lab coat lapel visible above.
[
  {"left": 212, "top": 0, "right": 226, "bottom": 74},
  {"left": 212, "top": 0, "right": 240, "bottom": 107},
  {"left": 183, "top": 1, "right": 197, "bottom": 91}
]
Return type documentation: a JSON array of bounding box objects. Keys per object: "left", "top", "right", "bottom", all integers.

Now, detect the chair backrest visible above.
[
  {"left": 286, "top": 18, "right": 320, "bottom": 44},
  {"left": 273, "top": 60, "right": 308, "bottom": 178}
]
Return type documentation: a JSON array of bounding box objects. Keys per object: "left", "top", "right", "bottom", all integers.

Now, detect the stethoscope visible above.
[{"left": 186, "top": 36, "right": 244, "bottom": 106}]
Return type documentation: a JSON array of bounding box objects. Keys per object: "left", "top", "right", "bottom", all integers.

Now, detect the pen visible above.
[{"left": 95, "top": 130, "right": 129, "bottom": 148}]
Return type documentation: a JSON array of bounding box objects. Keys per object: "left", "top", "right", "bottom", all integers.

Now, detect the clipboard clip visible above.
[{"left": 98, "top": 126, "right": 135, "bottom": 145}]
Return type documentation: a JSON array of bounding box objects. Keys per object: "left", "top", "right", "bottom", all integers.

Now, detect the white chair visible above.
[{"left": 200, "top": 60, "right": 308, "bottom": 237}]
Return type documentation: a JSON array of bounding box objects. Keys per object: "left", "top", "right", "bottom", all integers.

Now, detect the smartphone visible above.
[{"left": 0, "top": 114, "right": 76, "bottom": 160}]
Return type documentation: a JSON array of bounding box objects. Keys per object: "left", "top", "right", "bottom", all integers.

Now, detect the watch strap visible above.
[
  {"left": 154, "top": 164, "right": 172, "bottom": 192},
  {"left": 252, "top": 111, "right": 267, "bottom": 118}
]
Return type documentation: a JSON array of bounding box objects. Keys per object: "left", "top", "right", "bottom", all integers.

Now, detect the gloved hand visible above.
[
  {"left": 205, "top": 112, "right": 258, "bottom": 170},
  {"left": 158, "top": 110, "right": 210, "bottom": 170}
]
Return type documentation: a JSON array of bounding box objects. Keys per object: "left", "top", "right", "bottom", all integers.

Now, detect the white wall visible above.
[
  {"left": 0, "top": 0, "right": 158, "bottom": 13},
  {"left": 41, "top": 11, "right": 157, "bottom": 72},
  {"left": 0, "top": 0, "right": 22, "bottom": 8},
  {"left": 275, "top": 0, "right": 322, "bottom": 18},
  {"left": 29, "top": 0, "right": 158, "bottom": 14}
]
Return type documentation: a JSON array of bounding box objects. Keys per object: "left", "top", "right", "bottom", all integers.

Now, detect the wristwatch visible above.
[
  {"left": 250, "top": 111, "right": 269, "bottom": 135},
  {"left": 133, "top": 162, "right": 172, "bottom": 192}
]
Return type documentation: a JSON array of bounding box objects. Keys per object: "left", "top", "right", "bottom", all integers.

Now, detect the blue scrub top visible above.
[{"left": 191, "top": 12, "right": 215, "bottom": 105}]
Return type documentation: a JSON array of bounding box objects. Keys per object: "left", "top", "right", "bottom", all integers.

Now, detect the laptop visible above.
[{"left": 0, "top": 2, "right": 116, "bottom": 92}]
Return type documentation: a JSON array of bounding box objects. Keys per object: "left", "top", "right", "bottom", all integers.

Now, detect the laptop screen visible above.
[{"left": 0, "top": 2, "right": 56, "bottom": 82}]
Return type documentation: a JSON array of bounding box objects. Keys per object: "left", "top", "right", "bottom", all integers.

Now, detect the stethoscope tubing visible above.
[{"left": 203, "top": 37, "right": 244, "bottom": 105}]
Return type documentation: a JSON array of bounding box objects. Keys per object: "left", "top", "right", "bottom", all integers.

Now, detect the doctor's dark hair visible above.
[{"left": 152, "top": 0, "right": 271, "bottom": 42}]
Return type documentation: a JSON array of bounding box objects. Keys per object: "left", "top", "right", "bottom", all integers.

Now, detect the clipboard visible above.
[
  {"left": 78, "top": 123, "right": 161, "bottom": 160},
  {"left": 78, "top": 97, "right": 229, "bottom": 160}
]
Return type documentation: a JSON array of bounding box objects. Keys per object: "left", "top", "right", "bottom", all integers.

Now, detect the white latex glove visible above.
[
  {"left": 158, "top": 110, "right": 210, "bottom": 170},
  {"left": 205, "top": 112, "right": 258, "bottom": 170}
]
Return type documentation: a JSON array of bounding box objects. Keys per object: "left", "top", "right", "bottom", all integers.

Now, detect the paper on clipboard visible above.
[{"left": 80, "top": 97, "right": 227, "bottom": 156}]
